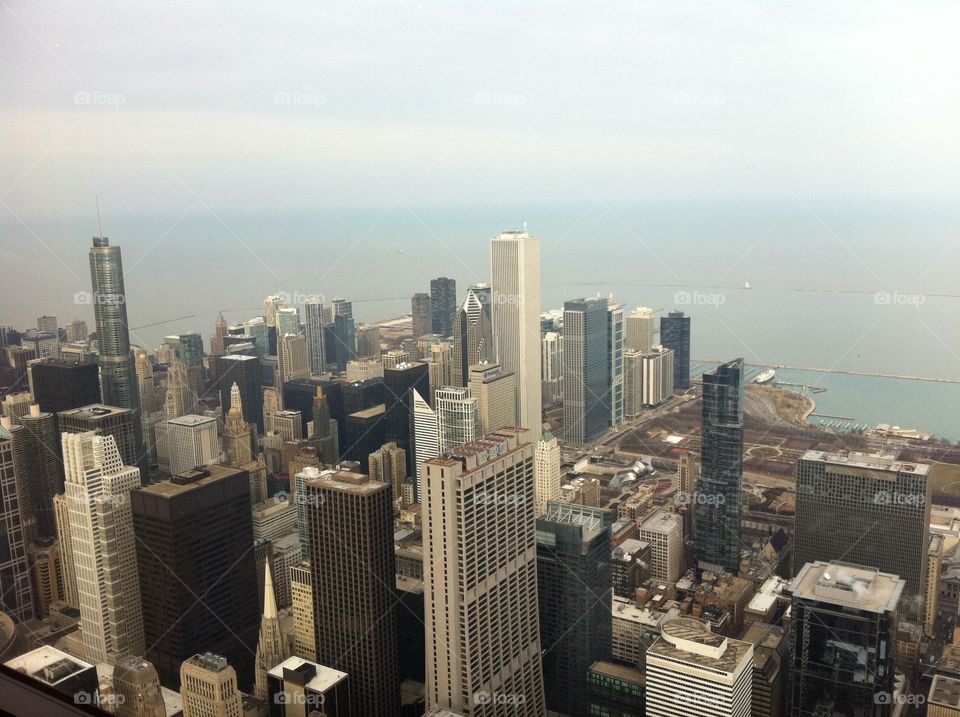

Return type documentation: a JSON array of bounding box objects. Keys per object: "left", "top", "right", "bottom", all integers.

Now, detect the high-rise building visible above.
[
  {"left": 180, "top": 653, "right": 244, "bottom": 717},
  {"left": 0, "top": 419, "right": 34, "bottom": 622},
  {"left": 536, "top": 501, "right": 613, "bottom": 715},
  {"left": 276, "top": 307, "right": 300, "bottom": 338},
  {"left": 58, "top": 404, "right": 143, "bottom": 477},
  {"left": 18, "top": 404, "right": 61, "bottom": 537},
  {"left": 289, "top": 562, "right": 316, "bottom": 661},
  {"left": 164, "top": 415, "right": 219, "bottom": 475},
  {"left": 4, "top": 345, "right": 36, "bottom": 391},
  {"left": 36, "top": 315, "right": 57, "bottom": 332},
  {"left": 266, "top": 657, "right": 350, "bottom": 717},
  {"left": 429, "top": 277, "right": 456, "bottom": 338},
  {"left": 625, "top": 306, "right": 655, "bottom": 353},
  {"left": 540, "top": 330, "right": 563, "bottom": 407},
  {"left": 562, "top": 297, "right": 610, "bottom": 444},
  {"left": 410, "top": 388, "right": 438, "bottom": 503},
  {"left": 608, "top": 301, "right": 625, "bottom": 428},
  {"left": 254, "top": 561, "right": 287, "bottom": 699},
  {"left": 112, "top": 656, "right": 166, "bottom": 717},
  {"left": 659, "top": 311, "right": 691, "bottom": 391},
  {"left": 467, "top": 362, "right": 516, "bottom": 434},
  {"left": 217, "top": 354, "right": 264, "bottom": 433},
  {"left": 369, "top": 441, "right": 406, "bottom": 502},
  {"left": 412, "top": 292, "right": 433, "bottom": 340},
  {"left": 178, "top": 332, "right": 204, "bottom": 367},
  {"left": 22, "top": 330, "right": 59, "bottom": 359},
  {"left": 304, "top": 469, "right": 399, "bottom": 717},
  {"left": 383, "top": 361, "right": 429, "bottom": 472},
  {"left": 222, "top": 383, "right": 256, "bottom": 468},
  {"left": 435, "top": 386, "right": 480, "bottom": 454},
  {"left": 638, "top": 510, "right": 683, "bottom": 582},
  {"left": 624, "top": 346, "right": 674, "bottom": 414},
  {"left": 1, "top": 391, "right": 33, "bottom": 424},
  {"left": 278, "top": 333, "right": 310, "bottom": 385},
  {"left": 534, "top": 430, "right": 561, "bottom": 516},
  {"left": 356, "top": 324, "right": 381, "bottom": 359},
  {"left": 264, "top": 296, "right": 286, "bottom": 327},
  {"left": 62, "top": 431, "right": 144, "bottom": 664},
  {"left": 646, "top": 617, "right": 753, "bottom": 717},
  {"left": 787, "top": 561, "right": 903, "bottom": 715},
  {"left": 89, "top": 237, "right": 138, "bottom": 410},
  {"left": 422, "top": 428, "right": 545, "bottom": 715},
  {"left": 52, "top": 492, "right": 79, "bottom": 608},
  {"left": 210, "top": 312, "right": 229, "bottom": 357},
  {"left": 65, "top": 318, "right": 89, "bottom": 343},
  {"left": 28, "top": 537, "right": 66, "bottom": 618},
  {"left": 794, "top": 450, "right": 931, "bottom": 617},
  {"left": 303, "top": 300, "right": 325, "bottom": 375},
  {"left": 4, "top": 645, "right": 99, "bottom": 703},
  {"left": 331, "top": 314, "right": 356, "bottom": 372},
  {"left": 451, "top": 288, "right": 493, "bottom": 387},
  {"left": 29, "top": 358, "right": 100, "bottom": 414},
  {"left": 695, "top": 359, "right": 744, "bottom": 575},
  {"left": 242, "top": 317, "right": 268, "bottom": 359},
  {"left": 491, "top": 231, "right": 542, "bottom": 443},
  {"left": 132, "top": 465, "right": 258, "bottom": 688},
  {"left": 427, "top": 341, "right": 453, "bottom": 400},
  {"left": 271, "top": 409, "right": 303, "bottom": 443}
]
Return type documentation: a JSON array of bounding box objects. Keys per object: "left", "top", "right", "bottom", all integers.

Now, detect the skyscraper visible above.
[
  {"left": 275, "top": 306, "right": 300, "bottom": 338},
  {"left": 180, "top": 653, "right": 244, "bottom": 717},
  {"left": 410, "top": 388, "right": 438, "bottom": 503},
  {"left": 217, "top": 354, "right": 264, "bottom": 433},
  {"left": 63, "top": 431, "right": 144, "bottom": 664},
  {"left": 18, "top": 404, "right": 61, "bottom": 537},
  {"left": 222, "top": 383, "right": 256, "bottom": 468},
  {"left": 625, "top": 306, "right": 654, "bottom": 353},
  {"left": 36, "top": 315, "right": 58, "bottom": 333},
  {"left": 422, "top": 428, "right": 545, "bottom": 715},
  {"left": 304, "top": 469, "right": 399, "bottom": 717},
  {"left": 89, "top": 237, "right": 138, "bottom": 410},
  {"left": 131, "top": 465, "right": 258, "bottom": 687},
  {"left": 368, "top": 441, "right": 406, "bottom": 501},
  {"left": 178, "top": 332, "right": 204, "bottom": 367},
  {"left": 427, "top": 341, "right": 453, "bottom": 400},
  {"left": 794, "top": 450, "right": 930, "bottom": 617},
  {"left": 534, "top": 430, "right": 561, "bottom": 516},
  {"left": 608, "top": 300, "right": 625, "bottom": 428},
  {"left": 467, "top": 362, "right": 516, "bottom": 434},
  {"left": 65, "top": 318, "right": 89, "bottom": 343},
  {"left": 540, "top": 330, "right": 563, "bottom": 407},
  {"left": 59, "top": 404, "right": 144, "bottom": 480},
  {"left": 278, "top": 332, "right": 310, "bottom": 384},
  {"left": 331, "top": 313, "right": 356, "bottom": 372},
  {"left": 254, "top": 561, "right": 287, "bottom": 700},
  {"left": 435, "top": 386, "right": 480, "bottom": 453},
  {"left": 356, "top": 324, "right": 381, "bottom": 359},
  {"left": 303, "top": 300, "right": 326, "bottom": 375},
  {"left": 562, "top": 297, "right": 610, "bottom": 445},
  {"left": 429, "top": 277, "right": 456, "bottom": 338},
  {"left": 787, "top": 561, "right": 902, "bottom": 715},
  {"left": 164, "top": 414, "right": 220, "bottom": 475},
  {"left": 383, "top": 361, "right": 429, "bottom": 473},
  {"left": 411, "top": 292, "right": 433, "bottom": 340},
  {"left": 29, "top": 358, "right": 101, "bottom": 414},
  {"left": 537, "top": 501, "right": 613, "bottom": 715},
  {"left": 0, "top": 418, "right": 35, "bottom": 622},
  {"left": 451, "top": 287, "right": 494, "bottom": 387},
  {"left": 491, "top": 230, "right": 542, "bottom": 442},
  {"left": 695, "top": 359, "right": 744, "bottom": 575},
  {"left": 659, "top": 311, "right": 691, "bottom": 391},
  {"left": 243, "top": 316, "right": 269, "bottom": 359}
]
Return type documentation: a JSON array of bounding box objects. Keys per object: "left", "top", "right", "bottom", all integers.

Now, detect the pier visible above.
[{"left": 694, "top": 359, "right": 960, "bottom": 385}]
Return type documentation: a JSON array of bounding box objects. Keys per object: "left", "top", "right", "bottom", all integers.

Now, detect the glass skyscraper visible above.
[
  {"left": 429, "top": 276, "right": 456, "bottom": 338},
  {"left": 695, "top": 358, "right": 744, "bottom": 574},
  {"left": 562, "top": 297, "right": 610, "bottom": 444},
  {"left": 89, "top": 237, "right": 138, "bottom": 409},
  {"left": 659, "top": 310, "right": 691, "bottom": 391}
]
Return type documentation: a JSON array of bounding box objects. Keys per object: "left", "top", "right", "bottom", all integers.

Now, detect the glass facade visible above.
[{"left": 659, "top": 310, "right": 690, "bottom": 390}]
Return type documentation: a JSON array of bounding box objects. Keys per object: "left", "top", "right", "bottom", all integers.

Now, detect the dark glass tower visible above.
[
  {"left": 29, "top": 358, "right": 101, "bottom": 414},
  {"left": 659, "top": 310, "right": 691, "bottom": 390},
  {"left": 537, "top": 501, "right": 613, "bottom": 715},
  {"left": 131, "top": 465, "right": 259, "bottom": 689},
  {"left": 450, "top": 288, "right": 493, "bottom": 387},
  {"left": 89, "top": 237, "right": 138, "bottom": 409},
  {"left": 562, "top": 297, "right": 610, "bottom": 444},
  {"left": 216, "top": 354, "right": 264, "bottom": 433},
  {"left": 383, "top": 362, "right": 429, "bottom": 475},
  {"left": 18, "top": 407, "right": 62, "bottom": 538},
  {"left": 429, "top": 276, "right": 456, "bottom": 338},
  {"left": 178, "top": 332, "right": 204, "bottom": 367},
  {"left": 332, "top": 314, "right": 356, "bottom": 372},
  {"left": 695, "top": 358, "right": 744, "bottom": 574}
]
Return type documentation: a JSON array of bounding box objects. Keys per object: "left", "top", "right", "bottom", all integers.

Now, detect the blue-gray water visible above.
[{"left": 3, "top": 199, "right": 958, "bottom": 438}]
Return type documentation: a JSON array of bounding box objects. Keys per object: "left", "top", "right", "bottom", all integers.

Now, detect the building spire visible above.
[{"left": 262, "top": 559, "right": 277, "bottom": 620}]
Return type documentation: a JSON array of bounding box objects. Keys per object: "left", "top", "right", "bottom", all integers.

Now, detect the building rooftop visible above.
[
  {"left": 138, "top": 464, "right": 245, "bottom": 498},
  {"left": 638, "top": 509, "right": 682, "bottom": 533},
  {"left": 267, "top": 656, "right": 347, "bottom": 693},
  {"left": 5, "top": 646, "right": 94, "bottom": 686},
  {"left": 306, "top": 468, "right": 387, "bottom": 495},
  {"left": 588, "top": 660, "right": 646, "bottom": 685},
  {"left": 930, "top": 674, "right": 960, "bottom": 708},
  {"left": 800, "top": 450, "right": 929, "bottom": 476},
  {"left": 167, "top": 414, "right": 216, "bottom": 427},
  {"left": 747, "top": 575, "right": 789, "bottom": 614},
  {"left": 184, "top": 652, "right": 231, "bottom": 673},
  {"left": 648, "top": 617, "right": 752, "bottom": 675},
  {"left": 58, "top": 404, "right": 130, "bottom": 420},
  {"left": 789, "top": 561, "right": 905, "bottom": 614}
]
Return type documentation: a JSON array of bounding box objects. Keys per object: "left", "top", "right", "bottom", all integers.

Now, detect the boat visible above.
[
  {"left": 744, "top": 282, "right": 751, "bottom": 289},
  {"left": 754, "top": 368, "right": 776, "bottom": 384}
]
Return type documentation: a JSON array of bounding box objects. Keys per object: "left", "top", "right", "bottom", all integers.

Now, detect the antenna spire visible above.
[{"left": 96, "top": 195, "right": 103, "bottom": 238}]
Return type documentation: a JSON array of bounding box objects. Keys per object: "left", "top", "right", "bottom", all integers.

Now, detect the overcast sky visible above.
[{"left": 2, "top": 1, "right": 959, "bottom": 223}]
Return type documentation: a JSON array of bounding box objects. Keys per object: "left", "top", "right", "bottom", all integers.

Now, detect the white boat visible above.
[
  {"left": 744, "top": 282, "right": 751, "bottom": 289},
  {"left": 754, "top": 368, "right": 776, "bottom": 384}
]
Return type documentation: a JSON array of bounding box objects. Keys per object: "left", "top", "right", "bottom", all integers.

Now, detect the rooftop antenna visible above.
[{"left": 96, "top": 195, "right": 103, "bottom": 238}]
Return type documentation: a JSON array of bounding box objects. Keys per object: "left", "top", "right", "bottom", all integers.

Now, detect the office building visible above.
[
  {"left": 29, "top": 358, "right": 101, "bottom": 414},
  {"left": 411, "top": 388, "right": 438, "bottom": 503},
  {"left": 660, "top": 311, "right": 690, "bottom": 391},
  {"left": 625, "top": 306, "right": 655, "bottom": 353},
  {"left": 540, "top": 330, "right": 563, "bottom": 407},
  {"left": 422, "top": 428, "right": 545, "bottom": 715},
  {"left": 624, "top": 346, "right": 674, "bottom": 414},
  {"left": 383, "top": 361, "right": 429, "bottom": 471},
  {"left": 451, "top": 287, "right": 493, "bottom": 387},
  {"left": 303, "top": 300, "right": 326, "bottom": 375},
  {"left": 794, "top": 450, "right": 930, "bottom": 617},
  {"left": 217, "top": 354, "right": 264, "bottom": 433},
  {"left": 369, "top": 441, "right": 406, "bottom": 501},
  {"left": 51, "top": 493, "right": 79, "bottom": 609},
  {"left": 251, "top": 497, "right": 296, "bottom": 542},
  {"left": 304, "top": 469, "right": 399, "bottom": 717},
  {"left": 112, "top": 656, "right": 166, "bottom": 717},
  {"left": 491, "top": 230, "right": 542, "bottom": 443},
  {"left": 638, "top": 509, "right": 684, "bottom": 583},
  {"left": 179, "top": 653, "right": 243, "bottom": 717},
  {"left": 787, "top": 561, "right": 903, "bottom": 715},
  {"left": 254, "top": 561, "right": 287, "bottom": 699},
  {"left": 608, "top": 300, "right": 625, "bottom": 428},
  {"left": 353, "top": 324, "right": 378, "bottom": 359},
  {"left": 534, "top": 430, "right": 561, "bottom": 516},
  {"left": 428, "top": 341, "right": 453, "bottom": 399},
  {"left": 278, "top": 332, "right": 310, "bottom": 385},
  {"left": 429, "top": 277, "right": 456, "bottom": 338},
  {"left": 36, "top": 315, "right": 57, "bottom": 333},
  {"left": 562, "top": 297, "right": 610, "bottom": 444},
  {"left": 164, "top": 415, "right": 219, "bottom": 475},
  {"left": 646, "top": 617, "right": 753, "bottom": 717},
  {"left": 65, "top": 319, "right": 88, "bottom": 342},
  {"left": 222, "top": 383, "right": 256, "bottom": 468},
  {"left": 289, "top": 563, "right": 316, "bottom": 661},
  {"left": 4, "top": 345, "right": 36, "bottom": 391},
  {"left": 435, "top": 386, "right": 480, "bottom": 455},
  {"left": 929, "top": 676, "right": 960, "bottom": 717},
  {"left": 696, "top": 359, "right": 744, "bottom": 575},
  {"left": 62, "top": 431, "right": 144, "bottom": 664},
  {"left": 467, "top": 362, "right": 516, "bottom": 434},
  {"left": 0, "top": 419, "right": 34, "bottom": 621},
  {"left": 412, "top": 292, "right": 433, "bottom": 340},
  {"left": 266, "top": 657, "right": 350, "bottom": 717},
  {"left": 5, "top": 645, "right": 99, "bottom": 703},
  {"left": 132, "top": 465, "right": 258, "bottom": 687},
  {"left": 536, "top": 501, "right": 613, "bottom": 715},
  {"left": 58, "top": 403, "right": 145, "bottom": 473},
  {"left": 586, "top": 661, "right": 646, "bottom": 717},
  {"left": 22, "top": 330, "right": 59, "bottom": 359},
  {"left": 16, "top": 404, "right": 61, "bottom": 538},
  {"left": 271, "top": 410, "right": 303, "bottom": 443},
  {"left": 276, "top": 306, "right": 300, "bottom": 338},
  {"left": 346, "top": 357, "right": 383, "bottom": 383}
]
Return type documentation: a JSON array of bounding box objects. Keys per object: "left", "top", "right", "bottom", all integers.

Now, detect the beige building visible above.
[
  {"left": 467, "top": 362, "right": 516, "bottom": 434},
  {"left": 279, "top": 333, "right": 310, "bottom": 384},
  {"left": 289, "top": 563, "right": 316, "bottom": 661},
  {"left": 345, "top": 357, "right": 383, "bottom": 382},
  {"left": 929, "top": 675, "right": 960, "bottom": 716},
  {"left": 625, "top": 307, "right": 654, "bottom": 353},
  {"left": 422, "top": 428, "right": 545, "bottom": 715},
  {"left": 112, "top": 656, "right": 166, "bottom": 717},
  {"left": 638, "top": 510, "right": 683, "bottom": 583},
  {"left": 428, "top": 342, "right": 453, "bottom": 399},
  {"left": 534, "top": 430, "right": 561, "bottom": 517},
  {"left": 369, "top": 441, "right": 407, "bottom": 501},
  {"left": 180, "top": 653, "right": 244, "bottom": 717},
  {"left": 53, "top": 493, "right": 79, "bottom": 608}
]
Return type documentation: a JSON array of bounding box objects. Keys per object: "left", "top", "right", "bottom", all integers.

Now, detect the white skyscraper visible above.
[
  {"left": 491, "top": 230, "right": 542, "bottom": 443},
  {"left": 435, "top": 386, "right": 480, "bottom": 453},
  {"left": 422, "top": 428, "right": 545, "bottom": 715},
  {"left": 534, "top": 430, "right": 561, "bottom": 516},
  {"left": 625, "top": 306, "right": 655, "bottom": 353},
  {"left": 165, "top": 415, "right": 220, "bottom": 475},
  {"left": 63, "top": 431, "right": 144, "bottom": 664},
  {"left": 303, "top": 299, "right": 326, "bottom": 375},
  {"left": 608, "top": 300, "right": 625, "bottom": 428},
  {"left": 540, "top": 330, "right": 563, "bottom": 406},
  {"left": 411, "top": 388, "right": 439, "bottom": 503}
]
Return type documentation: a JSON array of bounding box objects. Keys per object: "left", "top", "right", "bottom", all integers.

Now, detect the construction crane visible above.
[{"left": 130, "top": 315, "right": 196, "bottom": 331}]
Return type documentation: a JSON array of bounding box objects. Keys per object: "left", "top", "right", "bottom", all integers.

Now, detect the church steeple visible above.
[{"left": 254, "top": 560, "right": 286, "bottom": 699}]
